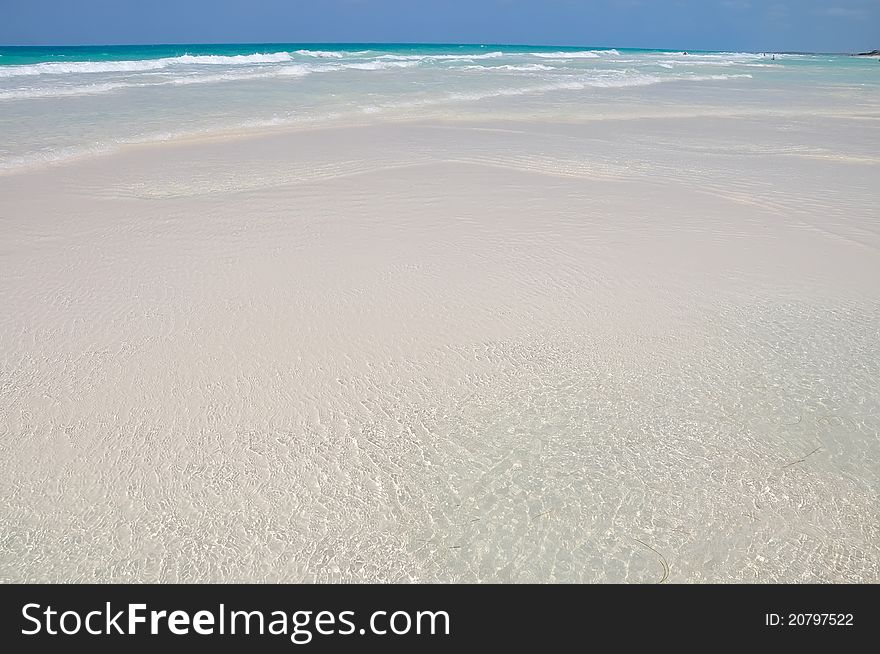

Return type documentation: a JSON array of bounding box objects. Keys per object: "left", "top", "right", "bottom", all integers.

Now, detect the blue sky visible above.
[{"left": 1, "top": 0, "right": 877, "bottom": 52}]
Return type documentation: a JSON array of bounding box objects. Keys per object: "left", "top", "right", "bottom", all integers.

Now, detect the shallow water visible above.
[{"left": 1, "top": 43, "right": 877, "bottom": 171}]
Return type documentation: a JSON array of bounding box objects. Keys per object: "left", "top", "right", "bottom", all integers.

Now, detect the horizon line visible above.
[{"left": 0, "top": 40, "right": 864, "bottom": 56}]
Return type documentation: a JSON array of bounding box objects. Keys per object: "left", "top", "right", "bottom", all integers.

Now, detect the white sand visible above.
[{"left": 1, "top": 116, "right": 878, "bottom": 582}]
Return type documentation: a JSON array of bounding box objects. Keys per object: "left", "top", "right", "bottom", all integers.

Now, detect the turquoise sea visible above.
[{"left": 1, "top": 43, "right": 877, "bottom": 171}]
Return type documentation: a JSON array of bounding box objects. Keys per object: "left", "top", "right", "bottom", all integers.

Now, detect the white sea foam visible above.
[
  {"left": 676, "top": 52, "right": 765, "bottom": 60},
  {"left": 694, "top": 73, "right": 753, "bottom": 81},
  {"left": 294, "top": 50, "right": 346, "bottom": 58},
  {"left": 376, "top": 52, "right": 505, "bottom": 62},
  {"left": 0, "top": 56, "right": 427, "bottom": 103},
  {"left": 531, "top": 49, "right": 620, "bottom": 59},
  {"left": 343, "top": 60, "right": 421, "bottom": 71},
  {"left": 532, "top": 51, "right": 599, "bottom": 59},
  {"left": 0, "top": 59, "right": 170, "bottom": 77},
  {"left": 0, "top": 52, "right": 296, "bottom": 77},
  {"left": 485, "top": 71, "right": 750, "bottom": 95},
  {"left": 463, "top": 64, "right": 555, "bottom": 72},
  {"left": 172, "top": 52, "right": 294, "bottom": 65},
  {"left": 0, "top": 64, "right": 317, "bottom": 100},
  {"left": 658, "top": 59, "right": 783, "bottom": 69},
  {"left": 0, "top": 81, "right": 137, "bottom": 100},
  {"left": 430, "top": 52, "right": 505, "bottom": 61},
  {"left": 510, "top": 64, "right": 556, "bottom": 71},
  {"left": 659, "top": 59, "right": 735, "bottom": 67},
  {"left": 168, "top": 64, "right": 314, "bottom": 85}
]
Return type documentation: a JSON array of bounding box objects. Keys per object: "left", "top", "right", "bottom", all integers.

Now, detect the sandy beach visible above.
[{"left": 1, "top": 47, "right": 879, "bottom": 582}]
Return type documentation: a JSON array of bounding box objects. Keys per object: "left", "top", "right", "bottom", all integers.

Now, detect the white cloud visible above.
[{"left": 814, "top": 6, "right": 868, "bottom": 19}]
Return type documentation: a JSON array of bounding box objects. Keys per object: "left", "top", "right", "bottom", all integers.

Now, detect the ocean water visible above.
[{"left": 0, "top": 43, "right": 877, "bottom": 171}]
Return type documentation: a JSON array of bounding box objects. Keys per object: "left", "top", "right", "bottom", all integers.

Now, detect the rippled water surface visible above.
[{"left": 1, "top": 43, "right": 877, "bottom": 170}]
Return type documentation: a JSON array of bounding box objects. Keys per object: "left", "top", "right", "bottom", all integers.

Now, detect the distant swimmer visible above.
[{"left": 683, "top": 51, "right": 689, "bottom": 55}]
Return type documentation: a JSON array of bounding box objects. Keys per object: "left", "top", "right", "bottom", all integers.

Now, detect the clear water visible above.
[{"left": 1, "top": 43, "right": 877, "bottom": 171}]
